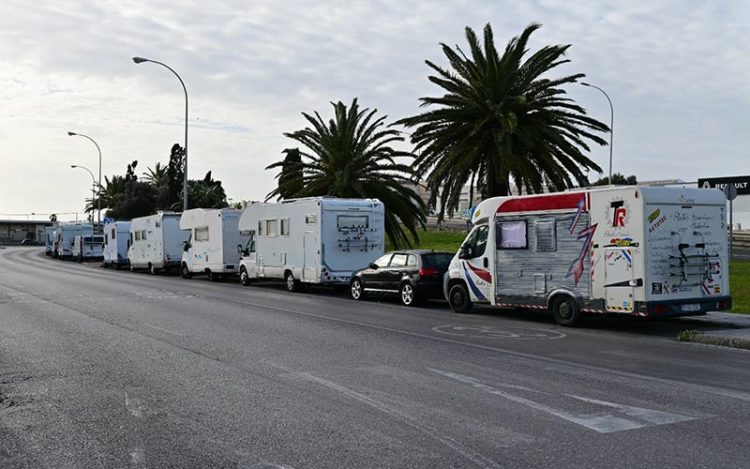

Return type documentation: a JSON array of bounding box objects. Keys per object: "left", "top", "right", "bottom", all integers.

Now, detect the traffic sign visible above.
[
  {"left": 697, "top": 175, "right": 750, "bottom": 197},
  {"left": 724, "top": 184, "right": 738, "bottom": 201}
]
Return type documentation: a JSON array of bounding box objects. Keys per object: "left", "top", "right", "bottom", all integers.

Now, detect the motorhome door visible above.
[
  {"left": 303, "top": 231, "right": 318, "bottom": 281},
  {"left": 604, "top": 247, "right": 635, "bottom": 312}
]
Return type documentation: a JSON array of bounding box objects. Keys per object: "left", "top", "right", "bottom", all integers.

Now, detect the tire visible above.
[
  {"left": 129, "top": 264, "right": 135, "bottom": 272},
  {"left": 285, "top": 272, "right": 299, "bottom": 292},
  {"left": 180, "top": 264, "right": 192, "bottom": 279},
  {"left": 149, "top": 264, "right": 158, "bottom": 275},
  {"left": 350, "top": 278, "right": 365, "bottom": 301},
  {"left": 552, "top": 296, "right": 582, "bottom": 327},
  {"left": 240, "top": 267, "right": 252, "bottom": 286},
  {"left": 208, "top": 270, "right": 219, "bottom": 282},
  {"left": 400, "top": 282, "right": 417, "bottom": 307},
  {"left": 448, "top": 283, "right": 472, "bottom": 314}
]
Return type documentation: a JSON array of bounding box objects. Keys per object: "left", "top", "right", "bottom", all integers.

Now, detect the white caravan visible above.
[
  {"left": 44, "top": 226, "right": 56, "bottom": 256},
  {"left": 53, "top": 223, "right": 93, "bottom": 259},
  {"left": 445, "top": 186, "right": 732, "bottom": 326},
  {"left": 179, "top": 208, "right": 249, "bottom": 281},
  {"left": 72, "top": 234, "right": 104, "bottom": 261},
  {"left": 103, "top": 220, "right": 131, "bottom": 268},
  {"left": 237, "top": 198, "right": 385, "bottom": 291},
  {"left": 127, "top": 212, "right": 189, "bottom": 274}
]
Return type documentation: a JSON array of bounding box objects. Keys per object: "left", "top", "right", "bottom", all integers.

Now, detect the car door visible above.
[
  {"left": 384, "top": 253, "right": 409, "bottom": 290},
  {"left": 363, "top": 253, "right": 393, "bottom": 289}
]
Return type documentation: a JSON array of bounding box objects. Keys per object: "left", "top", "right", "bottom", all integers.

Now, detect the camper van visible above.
[
  {"left": 445, "top": 186, "right": 732, "bottom": 326},
  {"left": 237, "top": 198, "right": 385, "bottom": 291},
  {"left": 128, "top": 212, "right": 188, "bottom": 274},
  {"left": 102, "top": 220, "right": 131, "bottom": 268},
  {"left": 72, "top": 234, "right": 104, "bottom": 261},
  {"left": 179, "top": 208, "right": 249, "bottom": 281},
  {"left": 44, "top": 226, "right": 56, "bottom": 256},
  {"left": 53, "top": 223, "right": 93, "bottom": 259}
]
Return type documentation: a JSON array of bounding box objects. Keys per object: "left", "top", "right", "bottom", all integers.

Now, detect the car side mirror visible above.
[
  {"left": 369, "top": 263, "right": 378, "bottom": 270},
  {"left": 237, "top": 244, "right": 243, "bottom": 254},
  {"left": 183, "top": 242, "right": 190, "bottom": 252}
]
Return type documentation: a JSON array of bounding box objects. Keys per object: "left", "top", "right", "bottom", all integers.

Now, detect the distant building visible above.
[{"left": 0, "top": 220, "right": 54, "bottom": 244}]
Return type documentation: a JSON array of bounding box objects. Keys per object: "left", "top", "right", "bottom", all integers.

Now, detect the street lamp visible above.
[
  {"left": 132, "top": 56, "right": 189, "bottom": 212},
  {"left": 581, "top": 82, "right": 614, "bottom": 184},
  {"left": 71, "top": 165, "right": 96, "bottom": 223},
  {"left": 67, "top": 131, "right": 102, "bottom": 226}
]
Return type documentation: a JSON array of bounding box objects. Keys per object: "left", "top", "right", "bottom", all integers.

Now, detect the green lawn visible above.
[
  {"left": 394, "top": 229, "right": 750, "bottom": 314},
  {"left": 730, "top": 260, "right": 750, "bottom": 314}
]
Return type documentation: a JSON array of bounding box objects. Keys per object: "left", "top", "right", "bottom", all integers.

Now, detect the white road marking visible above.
[
  {"left": 130, "top": 447, "right": 146, "bottom": 468},
  {"left": 124, "top": 391, "right": 146, "bottom": 418},
  {"left": 293, "top": 371, "right": 502, "bottom": 468},
  {"left": 430, "top": 368, "right": 705, "bottom": 434},
  {"left": 143, "top": 323, "right": 184, "bottom": 336}
]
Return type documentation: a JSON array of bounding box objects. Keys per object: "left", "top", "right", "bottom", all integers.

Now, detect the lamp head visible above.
[
  {"left": 581, "top": 82, "right": 591, "bottom": 87},
  {"left": 67, "top": 131, "right": 76, "bottom": 136},
  {"left": 132, "top": 57, "right": 148, "bottom": 64},
  {"left": 70, "top": 165, "right": 77, "bottom": 168}
]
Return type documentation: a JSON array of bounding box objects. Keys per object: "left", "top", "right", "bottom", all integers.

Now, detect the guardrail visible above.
[{"left": 733, "top": 231, "right": 750, "bottom": 249}]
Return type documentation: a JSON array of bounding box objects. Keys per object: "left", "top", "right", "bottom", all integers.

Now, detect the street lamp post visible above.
[
  {"left": 67, "top": 132, "right": 102, "bottom": 226},
  {"left": 581, "top": 82, "right": 614, "bottom": 184},
  {"left": 132, "top": 56, "right": 189, "bottom": 212},
  {"left": 70, "top": 165, "right": 96, "bottom": 223}
]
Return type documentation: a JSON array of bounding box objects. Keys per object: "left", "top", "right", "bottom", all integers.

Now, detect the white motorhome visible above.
[
  {"left": 237, "top": 198, "right": 385, "bottom": 291},
  {"left": 127, "top": 212, "right": 189, "bottom": 274},
  {"left": 44, "top": 226, "right": 56, "bottom": 256},
  {"left": 103, "top": 220, "right": 131, "bottom": 268},
  {"left": 445, "top": 186, "right": 732, "bottom": 326},
  {"left": 179, "top": 208, "right": 249, "bottom": 281},
  {"left": 53, "top": 223, "right": 93, "bottom": 259},
  {"left": 72, "top": 234, "right": 104, "bottom": 261}
]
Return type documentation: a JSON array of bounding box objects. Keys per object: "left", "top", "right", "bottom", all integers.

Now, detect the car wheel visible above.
[
  {"left": 448, "top": 283, "right": 472, "bottom": 314},
  {"left": 149, "top": 264, "right": 158, "bottom": 275},
  {"left": 552, "top": 296, "right": 582, "bottom": 327},
  {"left": 400, "top": 283, "right": 417, "bottom": 307},
  {"left": 240, "top": 267, "right": 251, "bottom": 286},
  {"left": 129, "top": 264, "right": 135, "bottom": 272},
  {"left": 180, "top": 264, "right": 192, "bottom": 279},
  {"left": 208, "top": 270, "right": 219, "bottom": 282},
  {"left": 350, "top": 278, "right": 365, "bottom": 300},
  {"left": 285, "top": 272, "right": 299, "bottom": 292}
]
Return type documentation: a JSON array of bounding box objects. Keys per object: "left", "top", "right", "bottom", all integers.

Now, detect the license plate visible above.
[{"left": 681, "top": 303, "right": 701, "bottom": 312}]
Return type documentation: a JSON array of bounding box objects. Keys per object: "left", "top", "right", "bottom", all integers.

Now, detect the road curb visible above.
[{"left": 680, "top": 331, "right": 750, "bottom": 351}]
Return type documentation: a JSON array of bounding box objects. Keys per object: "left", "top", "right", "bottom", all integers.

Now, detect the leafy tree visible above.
[
  {"left": 277, "top": 148, "right": 304, "bottom": 199},
  {"left": 591, "top": 173, "right": 637, "bottom": 186},
  {"left": 396, "top": 23, "right": 609, "bottom": 218},
  {"left": 266, "top": 99, "right": 426, "bottom": 248},
  {"left": 186, "top": 171, "right": 229, "bottom": 209}
]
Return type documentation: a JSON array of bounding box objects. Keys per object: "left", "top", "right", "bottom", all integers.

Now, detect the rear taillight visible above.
[
  {"left": 419, "top": 267, "right": 439, "bottom": 277},
  {"left": 652, "top": 305, "right": 668, "bottom": 315},
  {"left": 717, "top": 300, "right": 729, "bottom": 310}
]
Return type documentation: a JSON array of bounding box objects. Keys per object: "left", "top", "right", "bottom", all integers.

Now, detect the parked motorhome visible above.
[
  {"left": 128, "top": 212, "right": 188, "bottom": 274},
  {"left": 103, "top": 220, "right": 131, "bottom": 268},
  {"left": 45, "top": 226, "right": 56, "bottom": 256},
  {"left": 179, "top": 208, "right": 249, "bottom": 281},
  {"left": 53, "top": 223, "right": 93, "bottom": 259},
  {"left": 445, "top": 186, "right": 732, "bottom": 326},
  {"left": 237, "top": 198, "right": 385, "bottom": 291},
  {"left": 72, "top": 234, "right": 104, "bottom": 261}
]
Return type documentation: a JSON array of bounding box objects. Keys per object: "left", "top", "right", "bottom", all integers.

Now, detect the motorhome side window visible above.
[
  {"left": 195, "top": 226, "right": 209, "bottom": 242},
  {"left": 535, "top": 220, "right": 556, "bottom": 252},
  {"left": 280, "top": 218, "right": 290, "bottom": 236},
  {"left": 498, "top": 220, "right": 527, "bottom": 249},
  {"left": 305, "top": 214, "right": 317, "bottom": 225},
  {"left": 265, "top": 219, "right": 277, "bottom": 237},
  {"left": 337, "top": 215, "right": 368, "bottom": 229},
  {"left": 111, "top": 228, "right": 116, "bottom": 239},
  {"left": 135, "top": 231, "right": 141, "bottom": 241}
]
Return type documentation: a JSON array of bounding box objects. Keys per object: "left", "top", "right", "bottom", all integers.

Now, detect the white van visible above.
[
  {"left": 103, "top": 220, "right": 131, "bottom": 268},
  {"left": 237, "top": 198, "right": 385, "bottom": 291},
  {"left": 72, "top": 234, "right": 104, "bottom": 261},
  {"left": 179, "top": 208, "right": 249, "bottom": 281},
  {"left": 444, "top": 186, "right": 732, "bottom": 326},
  {"left": 127, "top": 212, "right": 188, "bottom": 274},
  {"left": 53, "top": 223, "right": 93, "bottom": 259}
]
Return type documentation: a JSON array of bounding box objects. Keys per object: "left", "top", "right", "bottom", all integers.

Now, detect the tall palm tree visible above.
[
  {"left": 396, "top": 23, "right": 609, "bottom": 218},
  {"left": 266, "top": 99, "right": 426, "bottom": 248},
  {"left": 143, "top": 162, "right": 168, "bottom": 186}
]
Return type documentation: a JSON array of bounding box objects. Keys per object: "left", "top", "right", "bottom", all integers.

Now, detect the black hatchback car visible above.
[{"left": 350, "top": 250, "right": 454, "bottom": 306}]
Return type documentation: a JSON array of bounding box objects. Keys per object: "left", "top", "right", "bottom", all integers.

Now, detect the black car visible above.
[{"left": 350, "top": 250, "right": 454, "bottom": 306}]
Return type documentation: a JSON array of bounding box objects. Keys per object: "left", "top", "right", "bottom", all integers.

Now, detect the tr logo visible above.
[{"left": 611, "top": 201, "right": 627, "bottom": 227}]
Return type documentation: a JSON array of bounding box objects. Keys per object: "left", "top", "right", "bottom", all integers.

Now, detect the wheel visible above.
[
  {"left": 129, "top": 264, "right": 135, "bottom": 272},
  {"left": 208, "top": 270, "right": 219, "bottom": 282},
  {"left": 400, "top": 282, "right": 417, "bottom": 307},
  {"left": 240, "top": 267, "right": 251, "bottom": 286},
  {"left": 552, "top": 296, "right": 582, "bottom": 327},
  {"left": 149, "top": 264, "right": 158, "bottom": 275},
  {"left": 350, "top": 278, "right": 365, "bottom": 300},
  {"left": 180, "top": 264, "right": 192, "bottom": 279},
  {"left": 285, "top": 272, "right": 299, "bottom": 292},
  {"left": 77, "top": 255, "right": 83, "bottom": 263},
  {"left": 448, "top": 283, "right": 472, "bottom": 314}
]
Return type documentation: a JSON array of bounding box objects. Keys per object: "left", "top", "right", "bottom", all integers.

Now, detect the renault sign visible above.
[{"left": 697, "top": 175, "right": 750, "bottom": 197}]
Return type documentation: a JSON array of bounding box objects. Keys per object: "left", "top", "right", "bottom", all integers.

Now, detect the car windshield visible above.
[{"left": 421, "top": 253, "right": 453, "bottom": 268}]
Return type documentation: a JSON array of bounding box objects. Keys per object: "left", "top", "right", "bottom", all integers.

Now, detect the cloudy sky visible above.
[{"left": 1, "top": 0, "right": 748, "bottom": 221}]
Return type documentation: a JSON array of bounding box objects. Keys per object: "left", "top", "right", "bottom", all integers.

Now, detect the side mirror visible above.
[
  {"left": 237, "top": 244, "right": 243, "bottom": 254},
  {"left": 183, "top": 242, "right": 190, "bottom": 252},
  {"left": 369, "top": 262, "right": 378, "bottom": 270}
]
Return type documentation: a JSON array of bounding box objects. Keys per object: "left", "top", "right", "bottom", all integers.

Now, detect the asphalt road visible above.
[{"left": 1, "top": 246, "right": 749, "bottom": 469}]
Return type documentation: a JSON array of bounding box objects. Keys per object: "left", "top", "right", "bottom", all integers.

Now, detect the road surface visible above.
[{"left": 1, "top": 246, "right": 749, "bottom": 468}]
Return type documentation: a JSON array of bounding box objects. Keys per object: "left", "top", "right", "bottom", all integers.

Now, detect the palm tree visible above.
[
  {"left": 143, "top": 162, "right": 168, "bottom": 186},
  {"left": 396, "top": 23, "right": 609, "bottom": 218},
  {"left": 266, "top": 99, "right": 426, "bottom": 248}
]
